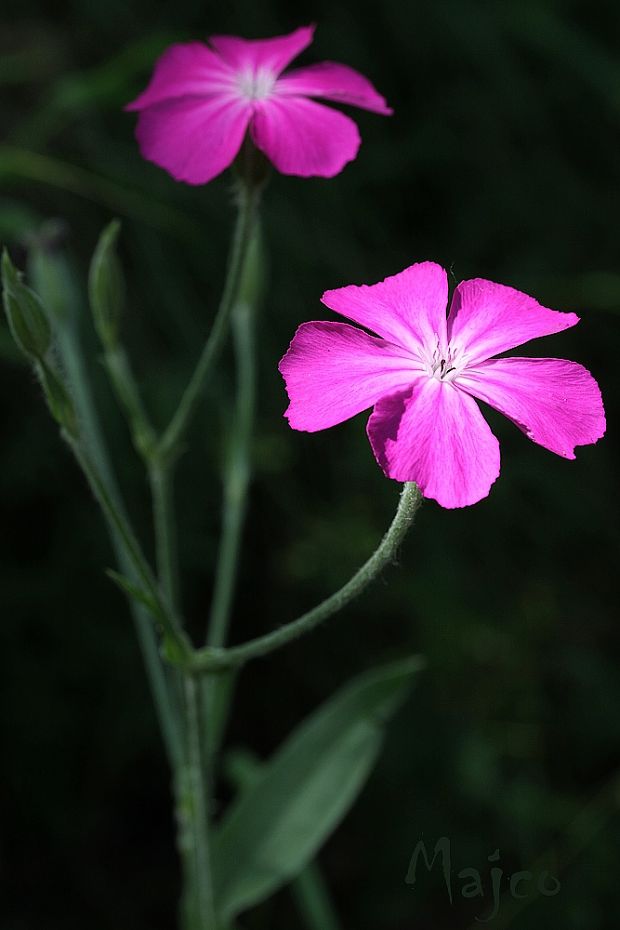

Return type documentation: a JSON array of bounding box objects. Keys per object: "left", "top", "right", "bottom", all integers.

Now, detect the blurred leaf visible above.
[
  {"left": 0, "top": 146, "right": 200, "bottom": 242},
  {"left": 214, "top": 655, "right": 424, "bottom": 920},
  {"left": 0, "top": 197, "right": 41, "bottom": 240},
  {"left": 10, "top": 34, "right": 175, "bottom": 147},
  {"left": 223, "top": 747, "right": 343, "bottom": 930},
  {"left": 106, "top": 568, "right": 158, "bottom": 615}
]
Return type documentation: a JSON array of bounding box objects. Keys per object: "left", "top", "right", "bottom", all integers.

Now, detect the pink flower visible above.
[
  {"left": 279, "top": 262, "right": 606, "bottom": 508},
  {"left": 125, "top": 25, "right": 391, "bottom": 184}
]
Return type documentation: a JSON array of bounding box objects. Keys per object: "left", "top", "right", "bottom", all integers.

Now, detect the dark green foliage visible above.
[{"left": 0, "top": 1, "right": 618, "bottom": 928}]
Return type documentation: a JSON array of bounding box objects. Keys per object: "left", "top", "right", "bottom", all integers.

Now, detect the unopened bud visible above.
[
  {"left": 88, "top": 219, "right": 124, "bottom": 349},
  {"left": 2, "top": 250, "right": 51, "bottom": 360}
]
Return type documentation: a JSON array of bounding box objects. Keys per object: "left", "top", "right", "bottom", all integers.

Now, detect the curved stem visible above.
[
  {"left": 192, "top": 482, "right": 422, "bottom": 673},
  {"left": 157, "top": 182, "right": 261, "bottom": 465}
]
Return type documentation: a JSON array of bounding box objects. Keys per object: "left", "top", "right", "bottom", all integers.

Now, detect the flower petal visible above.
[
  {"left": 125, "top": 42, "right": 236, "bottom": 111},
  {"left": 456, "top": 357, "right": 606, "bottom": 458},
  {"left": 209, "top": 25, "right": 315, "bottom": 76},
  {"left": 133, "top": 95, "right": 250, "bottom": 185},
  {"left": 448, "top": 278, "right": 579, "bottom": 364},
  {"left": 279, "top": 321, "right": 421, "bottom": 431},
  {"left": 250, "top": 96, "right": 360, "bottom": 177},
  {"left": 321, "top": 262, "right": 448, "bottom": 357},
  {"left": 367, "top": 379, "right": 501, "bottom": 508},
  {"left": 276, "top": 62, "right": 392, "bottom": 114}
]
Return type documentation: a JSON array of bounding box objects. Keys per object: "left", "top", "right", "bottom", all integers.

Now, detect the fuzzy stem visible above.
[{"left": 192, "top": 483, "right": 422, "bottom": 673}]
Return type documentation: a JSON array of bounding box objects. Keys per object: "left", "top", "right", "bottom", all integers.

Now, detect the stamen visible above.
[{"left": 425, "top": 338, "right": 464, "bottom": 382}]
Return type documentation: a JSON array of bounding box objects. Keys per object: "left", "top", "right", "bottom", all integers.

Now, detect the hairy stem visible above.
[{"left": 192, "top": 483, "right": 422, "bottom": 673}]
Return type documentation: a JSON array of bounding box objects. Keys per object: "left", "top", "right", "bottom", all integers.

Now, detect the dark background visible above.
[{"left": 1, "top": 1, "right": 619, "bottom": 927}]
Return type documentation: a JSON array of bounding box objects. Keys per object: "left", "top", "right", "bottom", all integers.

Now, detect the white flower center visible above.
[
  {"left": 425, "top": 339, "right": 466, "bottom": 382},
  {"left": 237, "top": 67, "right": 276, "bottom": 101}
]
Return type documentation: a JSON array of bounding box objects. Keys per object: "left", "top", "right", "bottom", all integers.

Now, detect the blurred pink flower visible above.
[
  {"left": 279, "top": 262, "right": 606, "bottom": 508},
  {"left": 126, "top": 25, "right": 391, "bottom": 184}
]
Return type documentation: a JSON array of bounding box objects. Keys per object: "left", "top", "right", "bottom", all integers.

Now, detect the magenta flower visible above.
[
  {"left": 125, "top": 25, "right": 391, "bottom": 184},
  {"left": 279, "top": 262, "right": 606, "bottom": 508}
]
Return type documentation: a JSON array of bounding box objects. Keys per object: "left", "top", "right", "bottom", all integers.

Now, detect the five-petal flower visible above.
[
  {"left": 279, "top": 262, "right": 606, "bottom": 508},
  {"left": 126, "top": 25, "right": 391, "bottom": 184}
]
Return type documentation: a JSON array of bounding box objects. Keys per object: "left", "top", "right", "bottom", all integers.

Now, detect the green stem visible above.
[
  {"left": 207, "top": 293, "right": 258, "bottom": 647},
  {"left": 291, "top": 862, "right": 343, "bottom": 930},
  {"left": 183, "top": 674, "right": 219, "bottom": 930},
  {"left": 28, "top": 246, "right": 183, "bottom": 766},
  {"left": 150, "top": 461, "right": 180, "bottom": 612},
  {"left": 157, "top": 181, "right": 261, "bottom": 466},
  {"left": 204, "top": 230, "right": 262, "bottom": 764},
  {"left": 65, "top": 433, "right": 191, "bottom": 664},
  {"left": 103, "top": 344, "right": 157, "bottom": 458},
  {"left": 192, "top": 483, "right": 422, "bottom": 673}
]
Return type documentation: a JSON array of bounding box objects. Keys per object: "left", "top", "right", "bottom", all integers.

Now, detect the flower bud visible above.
[
  {"left": 88, "top": 219, "right": 124, "bottom": 350},
  {"left": 1, "top": 249, "right": 51, "bottom": 360}
]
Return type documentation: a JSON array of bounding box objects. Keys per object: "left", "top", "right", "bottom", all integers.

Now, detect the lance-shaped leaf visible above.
[{"left": 214, "top": 654, "right": 424, "bottom": 921}]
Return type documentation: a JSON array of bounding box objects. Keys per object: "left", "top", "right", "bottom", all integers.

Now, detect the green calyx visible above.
[
  {"left": 88, "top": 218, "right": 124, "bottom": 350},
  {"left": 1, "top": 249, "right": 51, "bottom": 361}
]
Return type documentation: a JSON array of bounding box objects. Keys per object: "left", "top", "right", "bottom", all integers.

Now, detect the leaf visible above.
[
  {"left": 214, "top": 655, "right": 425, "bottom": 921},
  {"left": 106, "top": 568, "right": 158, "bottom": 615},
  {"left": 222, "top": 748, "right": 343, "bottom": 930}
]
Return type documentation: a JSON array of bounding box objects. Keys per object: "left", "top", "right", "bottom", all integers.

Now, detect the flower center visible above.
[
  {"left": 426, "top": 341, "right": 464, "bottom": 382},
  {"left": 237, "top": 67, "right": 276, "bottom": 101}
]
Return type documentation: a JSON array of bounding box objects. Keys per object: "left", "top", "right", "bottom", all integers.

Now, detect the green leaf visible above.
[
  {"left": 214, "top": 655, "right": 425, "bottom": 921},
  {"left": 106, "top": 568, "right": 158, "bottom": 615}
]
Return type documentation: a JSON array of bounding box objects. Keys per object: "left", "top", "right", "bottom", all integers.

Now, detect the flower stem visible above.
[
  {"left": 157, "top": 180, "right": 261, "bottom": 466},
  {"left": 182, "top": 673, "right": 219, "bottom": 930},
  {"left": 191, "top": 482, "right": 422, "bottom": 673},
  {"left": 203, "top": 227, "right": 262, "bottom": 765},
  {"left": 207, "top": 238, "right": 260, "bottom": 648}
]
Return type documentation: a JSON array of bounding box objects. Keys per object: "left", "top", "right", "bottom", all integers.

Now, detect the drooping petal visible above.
[
  {"left": 279, "top": 321, "right": 422, "bottom": 431},
  {"left": 367, "top": 379, "right": 501, "bottom": 508},
  {"left": 456, "top": 357, "right": 606, "bottom": 458},
  {"left": 448, "top": 278, "right": 579, "bottom": 365},
  {"left": 276, "top": 62, "right": 392, "bottom": 114},
  {"left": 125, "top": 42, "right": 236, "bottom": 111},
  {"left": 250, "top": 96, "right": 360, "bottom": 177},
  {"left": 133, "top": 95, "right": 250, "bottom": 185},
  {"left": 321, "top": 263, "right": 448, "bottom": 357},
  {"left": 209, "top": 25, "right": 315, "bottom": 76}
]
